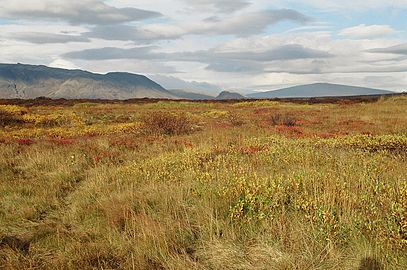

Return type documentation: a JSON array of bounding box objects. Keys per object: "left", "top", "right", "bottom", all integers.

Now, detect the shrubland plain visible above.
[{"left": 0, "top": 96, "right": 406, "bottom": 269}]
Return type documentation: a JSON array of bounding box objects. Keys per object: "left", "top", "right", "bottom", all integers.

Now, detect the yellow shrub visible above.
[
  {"left": 202, "top": 110, "right": 228, "bottom": 119},
  {"left": 22, "top": 112, "right": 83, "bottom": 127},
  {"left": 0, "top": 105, "right": 28, "bottom": 115},
  {"left": 322, "top": 134, "right": 407, "bottom": 152}
]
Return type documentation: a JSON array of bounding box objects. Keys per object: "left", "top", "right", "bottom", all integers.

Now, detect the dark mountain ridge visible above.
[{"left": 0, "top": 63, "right": 176, "bottom": 99}]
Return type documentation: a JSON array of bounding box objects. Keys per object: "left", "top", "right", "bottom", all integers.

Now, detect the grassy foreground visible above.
[{"left": 0, "top": 96, "right": 406, "bottom": 269}]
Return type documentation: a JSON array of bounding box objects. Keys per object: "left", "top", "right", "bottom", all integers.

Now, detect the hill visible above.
[
  {"left": 0, "top": 63, "right": 177, "bottom": 99},
  {"left": 248, "top": 83, "right": 394, "bottom": 98},
  {"left": 216, "top": 91, "right": 245, "bottom": 100}
]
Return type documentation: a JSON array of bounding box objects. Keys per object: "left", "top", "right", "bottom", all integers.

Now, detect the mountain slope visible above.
[
  {"left": 248, "top": 83, "right": 394, "bottom": 98},
  {"left": 0, "top": 63, "right": 177, "bottom": 99}
]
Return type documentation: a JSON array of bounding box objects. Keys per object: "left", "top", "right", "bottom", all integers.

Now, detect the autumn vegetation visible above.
[{"left": 0, "top": 95, "right": 406, "bottom": 269}]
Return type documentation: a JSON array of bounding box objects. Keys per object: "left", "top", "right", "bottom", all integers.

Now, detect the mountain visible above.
[
  {"left": 0, "top": 63, "right": 177, "bottom": 99},
  {"left": 216, "top": 91, "right": 246, "bottom": 100},
  {"left": 168, "top": 89, "right": 214, "bottom": 100},
  {"left": 248, "top": 83, "right": 394, "bottom": 99}
]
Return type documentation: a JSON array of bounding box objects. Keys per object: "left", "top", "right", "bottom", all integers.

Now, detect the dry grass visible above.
[{"left": 0, "top": 96, "right": 406, "bottom": 269}]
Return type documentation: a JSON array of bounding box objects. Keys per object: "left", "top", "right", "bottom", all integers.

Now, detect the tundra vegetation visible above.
[{"left": 0, "top": 96, "right": 406, "bottom": 269}]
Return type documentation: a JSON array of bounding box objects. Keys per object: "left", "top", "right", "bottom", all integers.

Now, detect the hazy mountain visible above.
[
  {"left": 248, "top": 83, "right": 394, "bottom": 98},
  {"left": 150, "top": 75, "right": 221, "bottom": 96},
  {"left": 216, "top": 91, "right": 246, "bottom": 100},
  {"left": 0, "top": 63, "right": 177, "bottom": 99},
  {"left": 168, "top": 89, "right": 214, "bottom": 100}
]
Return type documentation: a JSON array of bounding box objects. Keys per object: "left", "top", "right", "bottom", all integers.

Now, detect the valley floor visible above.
[{"left": 0, "top": 97, "right": 406, "bottom": 269}]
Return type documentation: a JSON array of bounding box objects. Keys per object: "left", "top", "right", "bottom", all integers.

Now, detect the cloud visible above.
[
  {"left": 49, "top": 58, "right": 80, "bottom": 69},
  {"left": 76, "top": 59, "right": 180, "bottom": 74},
  {"left": 85, "top": 24, "right": 184, "bottom": 42},
  {"left": 339, "top": 24, "right": 397, "bottom": 39},
  {"left": 0, "top": 0, "right": 162, "bottom": 25},
  {"left": 242, "top": 44, "right": 332, "bottom": 60},
  {"left": 11, "top": 32, "right": 90, "bottom": 44},
  {"left": 368, "top": 43, "right": 407, "bottom": 55},
  {"left": 276, "top": 0, "right": 407, "bottom": 11},
  {"left": 180, "top": 0, "right": 251, "bottom": 13},
  {"left": 63, "top": 46, "right": 165, "bottom": 60},
  {"left": 83, "top": 9, "right": 312, "bottom": 43},
  {"left": 191, "top": 9, "right": 312, "bottom": 36},
  {"left": 63, "top": 44, "right": 332, "bottom": 63},
  {"left": 176, "top": 44, "right": 332, "bottom": 62},
  {"left": 63, "top": 43, "right": 332, "bottom": 75},
  {"left": 206, "top": 60, "right": 264, "bottom": 73},
  {"left": 265, "top": 64, "right": 407, "bottom": 74}
]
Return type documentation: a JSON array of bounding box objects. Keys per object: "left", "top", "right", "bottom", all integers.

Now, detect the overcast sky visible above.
[{"left": 1, "top": 0, "right": 407, "bottom": 92}]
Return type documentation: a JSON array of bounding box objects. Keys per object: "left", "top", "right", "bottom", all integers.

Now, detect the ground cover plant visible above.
[{"left": 0, "top": 96, "right": 406, "bottom": 269}]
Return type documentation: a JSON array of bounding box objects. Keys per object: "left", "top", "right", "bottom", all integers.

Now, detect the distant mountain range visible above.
[
  {"left": 248, "top": 83, "right": 394, "bottom": 98},
  {"left": 0, "top": 64, "right": 396, "bottom": 100},
  {"left": 150, "top": 75, "right": 221, "bottom": 97},
  {"left": 167, "top": 89, "right": 214, "bottom": 100},
  {"left": 0, "top": 63, "right": 177, "bottom": 99}
]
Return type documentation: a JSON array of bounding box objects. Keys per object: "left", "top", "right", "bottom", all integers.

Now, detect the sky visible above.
[{"left": 1, "top": 0, "right": 407, "bottom": 93}]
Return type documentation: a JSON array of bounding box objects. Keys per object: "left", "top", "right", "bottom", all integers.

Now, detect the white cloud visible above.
[
  {"left": 49, "top": 59, "right": 80, "bottom": 69},
  {"left": 339, "top": 24, "right": 397, "bottom": 39},
  {"left": 85, "top": 24, "right": 185, "bottom": 43},
  {"left": 12, "top": 32, "right": 89, "bottom": 44},
  {"left": 275, "top": 0, "right": 407, "bottom": 11},
  {"left": 187, "top": 9, "right": 311, "bottom": 36},
  {"left": 0, "top": 0, "right": 161, "bottom": 25},
  {"left": 179, "top": 0, "right": 251, "bottom": 13},
  {"left": 74, "top": 59, "right": 180, "bottom": 74},
  {"left": 368, "top": 43, "right": 407, "bottom": 55}
]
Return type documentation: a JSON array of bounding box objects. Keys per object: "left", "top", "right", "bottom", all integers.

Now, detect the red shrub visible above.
[
  {"left": 16, "top": 138, "right": 35, "bottom": 145},
  {"left": 142, "top": 112, "right": 194, "bottom": 135},
  {"left": 275, "top": 125, "right": 304, "bottom": 138},
  {"left": 109, "top": 136, "right": 140, "bottom": 149}
]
